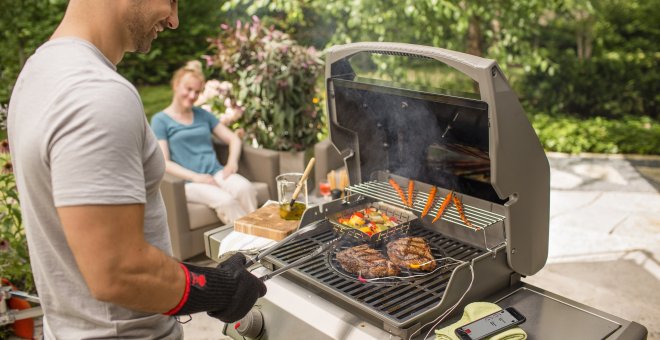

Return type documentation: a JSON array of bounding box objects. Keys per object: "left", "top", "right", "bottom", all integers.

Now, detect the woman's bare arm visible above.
[{"left": 213, "top": 123, "right": 241, "bottom": 177}]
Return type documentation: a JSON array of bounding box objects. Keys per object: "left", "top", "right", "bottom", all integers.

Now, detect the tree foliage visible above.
[
  {"left": 0, "top": 1, "right": 225, "bottom": 104},
  {"left": 221, "top": 0, "right": 558, "bottom": 73},
  {"left": 1, "top": 0, "right": 658, "bottom": 121},
  {"left": 0, "top": 0, "right": 67, "bottom": 104},
  {"left": 221, "top": 0, "right": 658, "bottom": 119},
  {"left": 522, "top": 0, "right": 659, "bottom": 118}
]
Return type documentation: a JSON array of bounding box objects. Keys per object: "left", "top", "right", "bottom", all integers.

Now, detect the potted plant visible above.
[{"left": 204, "top": 16, "right": 325, "bottom": 174}]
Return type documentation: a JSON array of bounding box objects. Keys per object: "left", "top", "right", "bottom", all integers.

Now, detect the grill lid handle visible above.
[{"left": 326, "top": 42, "right": 496, "bottom": 85}]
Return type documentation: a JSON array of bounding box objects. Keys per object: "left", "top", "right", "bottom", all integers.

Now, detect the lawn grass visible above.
[{"left": 138, "top": 84, "right": 171, "bottom": 121}]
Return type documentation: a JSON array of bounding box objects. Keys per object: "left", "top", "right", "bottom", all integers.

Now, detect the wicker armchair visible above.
[{"left": 160, "top": 142, "right": 279, "bottom": 260}]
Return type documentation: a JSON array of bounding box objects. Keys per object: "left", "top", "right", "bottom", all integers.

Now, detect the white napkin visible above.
[{"left": 218, "top": 230, "right": 277, "bottom": 259}]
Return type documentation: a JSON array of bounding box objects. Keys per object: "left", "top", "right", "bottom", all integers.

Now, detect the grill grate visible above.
[
  {"left": 347, "top": 180, "right": 505, "bottom": 230},
  {"left": 266, "top": 221, "right": 484, "bottom": 324}
]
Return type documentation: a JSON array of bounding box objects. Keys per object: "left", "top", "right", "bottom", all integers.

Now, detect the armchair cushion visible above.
[
  {"left": 188, "top": 203, "right": 220, "bottom": 231},
  {"left": 160, "top": 173, "right": 222, "bottom": 260},
  {"left": 253, "top": 182, "right": 270, "bottom": 206},
  {"left": 236, "top": 144, "right": 280, "bottom": 199}
]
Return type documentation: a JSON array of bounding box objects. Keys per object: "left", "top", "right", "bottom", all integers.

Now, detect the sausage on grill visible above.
[{"left": 336, "top": 244, "right": 401, "bottom": 279}]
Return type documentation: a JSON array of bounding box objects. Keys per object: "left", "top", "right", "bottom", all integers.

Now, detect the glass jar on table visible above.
[{"left": 276, "top": 173, "right": 308, "bottom": 220}]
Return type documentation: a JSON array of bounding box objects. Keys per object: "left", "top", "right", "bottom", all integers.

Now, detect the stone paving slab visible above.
[{"left": 527, "top": 153, "right": 660, "bottom": 340}]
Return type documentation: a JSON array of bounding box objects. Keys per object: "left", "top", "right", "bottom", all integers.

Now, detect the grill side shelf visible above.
[{"left": 347, "top": 180, "right": 506, "bottom": 230}]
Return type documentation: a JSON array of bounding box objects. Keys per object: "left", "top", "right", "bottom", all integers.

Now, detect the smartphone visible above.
[{"left": 454, "top": 306, "right": 526, "bottom": 340}]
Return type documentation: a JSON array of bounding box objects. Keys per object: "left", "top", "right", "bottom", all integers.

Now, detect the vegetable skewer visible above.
[
  {"left": 421, "top": 186, "right": 437, "bottom": 217},
  {"left": 432, "top": 191, "right": 454, "bottom": 223}
]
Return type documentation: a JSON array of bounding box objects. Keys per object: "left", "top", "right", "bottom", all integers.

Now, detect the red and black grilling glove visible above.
[{"left": 165, "top": 253, "right": 266, "bottom": 323}]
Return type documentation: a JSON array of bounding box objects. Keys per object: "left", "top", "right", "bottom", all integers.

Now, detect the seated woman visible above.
[{"left": 151, "top": 61, "right": 257, "bottom": 224}]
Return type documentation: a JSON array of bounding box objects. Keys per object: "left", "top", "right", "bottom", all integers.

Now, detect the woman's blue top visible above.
[{"left": 150, "top": 107, "right": 223, "bottom": 175}]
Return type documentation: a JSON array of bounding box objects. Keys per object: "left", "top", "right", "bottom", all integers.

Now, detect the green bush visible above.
[
  {"left": 519, "top": 0, "right": 659, "bottom": 119},
  {"left": 530, "top": 113, "right": 660, "bottom": 155},
  {"left": 0, "top": 0, "right": 67, "bottom": 105},
  {"left": 522, "top": 53, "right": 659, "bottom": 119},
  {"left": 206, "top": 17, "right": 325, "bottom": 151}
]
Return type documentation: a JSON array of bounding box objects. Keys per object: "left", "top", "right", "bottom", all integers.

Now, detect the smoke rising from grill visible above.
[{"left": 332, "top": 78, "right": 503, "bottom": 203}]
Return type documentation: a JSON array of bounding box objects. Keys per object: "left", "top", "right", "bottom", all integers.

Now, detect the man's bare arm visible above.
[{"left": 58, "top": 204, "right": 185, "bottom": 313}]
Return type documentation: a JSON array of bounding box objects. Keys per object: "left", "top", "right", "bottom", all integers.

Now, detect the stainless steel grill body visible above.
[
  {"left": 325, "top": 43, "right": 550, "bottom": 276},
  {"left": 258, "top": 42, "right": 551, "bottom": 337}
]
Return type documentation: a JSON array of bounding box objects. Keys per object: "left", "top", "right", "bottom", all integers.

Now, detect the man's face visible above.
[{"left": 127, "top": 0, "right": 179, "bottom": 53}]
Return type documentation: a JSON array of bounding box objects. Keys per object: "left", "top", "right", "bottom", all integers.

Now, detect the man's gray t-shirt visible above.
[{"left": 7, "top": 38, "right": 182, "bottom": 339}]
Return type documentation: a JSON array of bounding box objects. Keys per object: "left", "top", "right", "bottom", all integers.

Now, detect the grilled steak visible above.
[
  {"left": 387, "top": 237, "right": 436, "bottom": 271},
  {"left": 336, "top": 244, "right": 401, "bottom": 278}
]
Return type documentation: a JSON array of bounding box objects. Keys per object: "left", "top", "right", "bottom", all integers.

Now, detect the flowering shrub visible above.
[
  {"left": 206, "top": 16, "right": 324, "bottom": 151},
  {"left": 194, "top": 79, "right": 245, "bottom": 126}
]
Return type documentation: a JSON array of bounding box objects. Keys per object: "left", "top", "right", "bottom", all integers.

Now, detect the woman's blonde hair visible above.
[{"left": 171, "top": 60, "right": 205, "bottom": 88}]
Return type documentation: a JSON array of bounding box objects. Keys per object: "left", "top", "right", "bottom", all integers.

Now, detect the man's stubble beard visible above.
[{"left": 127, "top": 2, "right": 153, "bottom": 53}]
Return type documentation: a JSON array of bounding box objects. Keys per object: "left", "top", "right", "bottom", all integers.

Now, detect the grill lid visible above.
[{"left": 324, "top": 43, "right": 550, "bottom": 275}]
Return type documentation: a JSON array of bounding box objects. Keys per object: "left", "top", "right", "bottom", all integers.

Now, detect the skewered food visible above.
[
  {"left": 337, "top": 207, "right": 398, "bottom": 236},
  {"left": 407, "top": 180, "right": 414, "bottom": 207},
  {"left": 432, "top": 191, "right": 454, "bottom": 223},
  {"left": 336, "top": 244, "right": 401, "bottom": 278},
  {"left": 421, "top": 186, "right": 437, "bottom": 217},
  {"left": 386, "top": 237, "right": 436, "bottom": 271}
]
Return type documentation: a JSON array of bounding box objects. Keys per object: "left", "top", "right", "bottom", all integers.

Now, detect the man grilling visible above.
[{"left": 7, "top": 1, "right": 265, "bottom": 338}]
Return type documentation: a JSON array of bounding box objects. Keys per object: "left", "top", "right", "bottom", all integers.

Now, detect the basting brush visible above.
[{"left": 288, "top": 157, "right": 316, "bottom": 208}]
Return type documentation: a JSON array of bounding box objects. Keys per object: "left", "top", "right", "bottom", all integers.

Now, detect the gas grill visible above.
[{"left": 205, "top": 42, "right": 648, "bottom": 339}]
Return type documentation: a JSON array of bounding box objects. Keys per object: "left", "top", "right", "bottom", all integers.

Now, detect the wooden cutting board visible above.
[{"left": 234, "top": 204, "right": 300, "bottom": 241}]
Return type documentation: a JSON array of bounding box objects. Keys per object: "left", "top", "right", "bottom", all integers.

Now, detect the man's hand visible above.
[
  {"left": 207, "top": 253, "right": 266, "bottom": 322},
  {"left": 168, "top": 253, "right": 267, "bottom": 322}
]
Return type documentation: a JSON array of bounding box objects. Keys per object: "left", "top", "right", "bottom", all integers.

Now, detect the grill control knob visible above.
[{"left": 234, "top": 308, "right": 264, "bottom": 338}]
